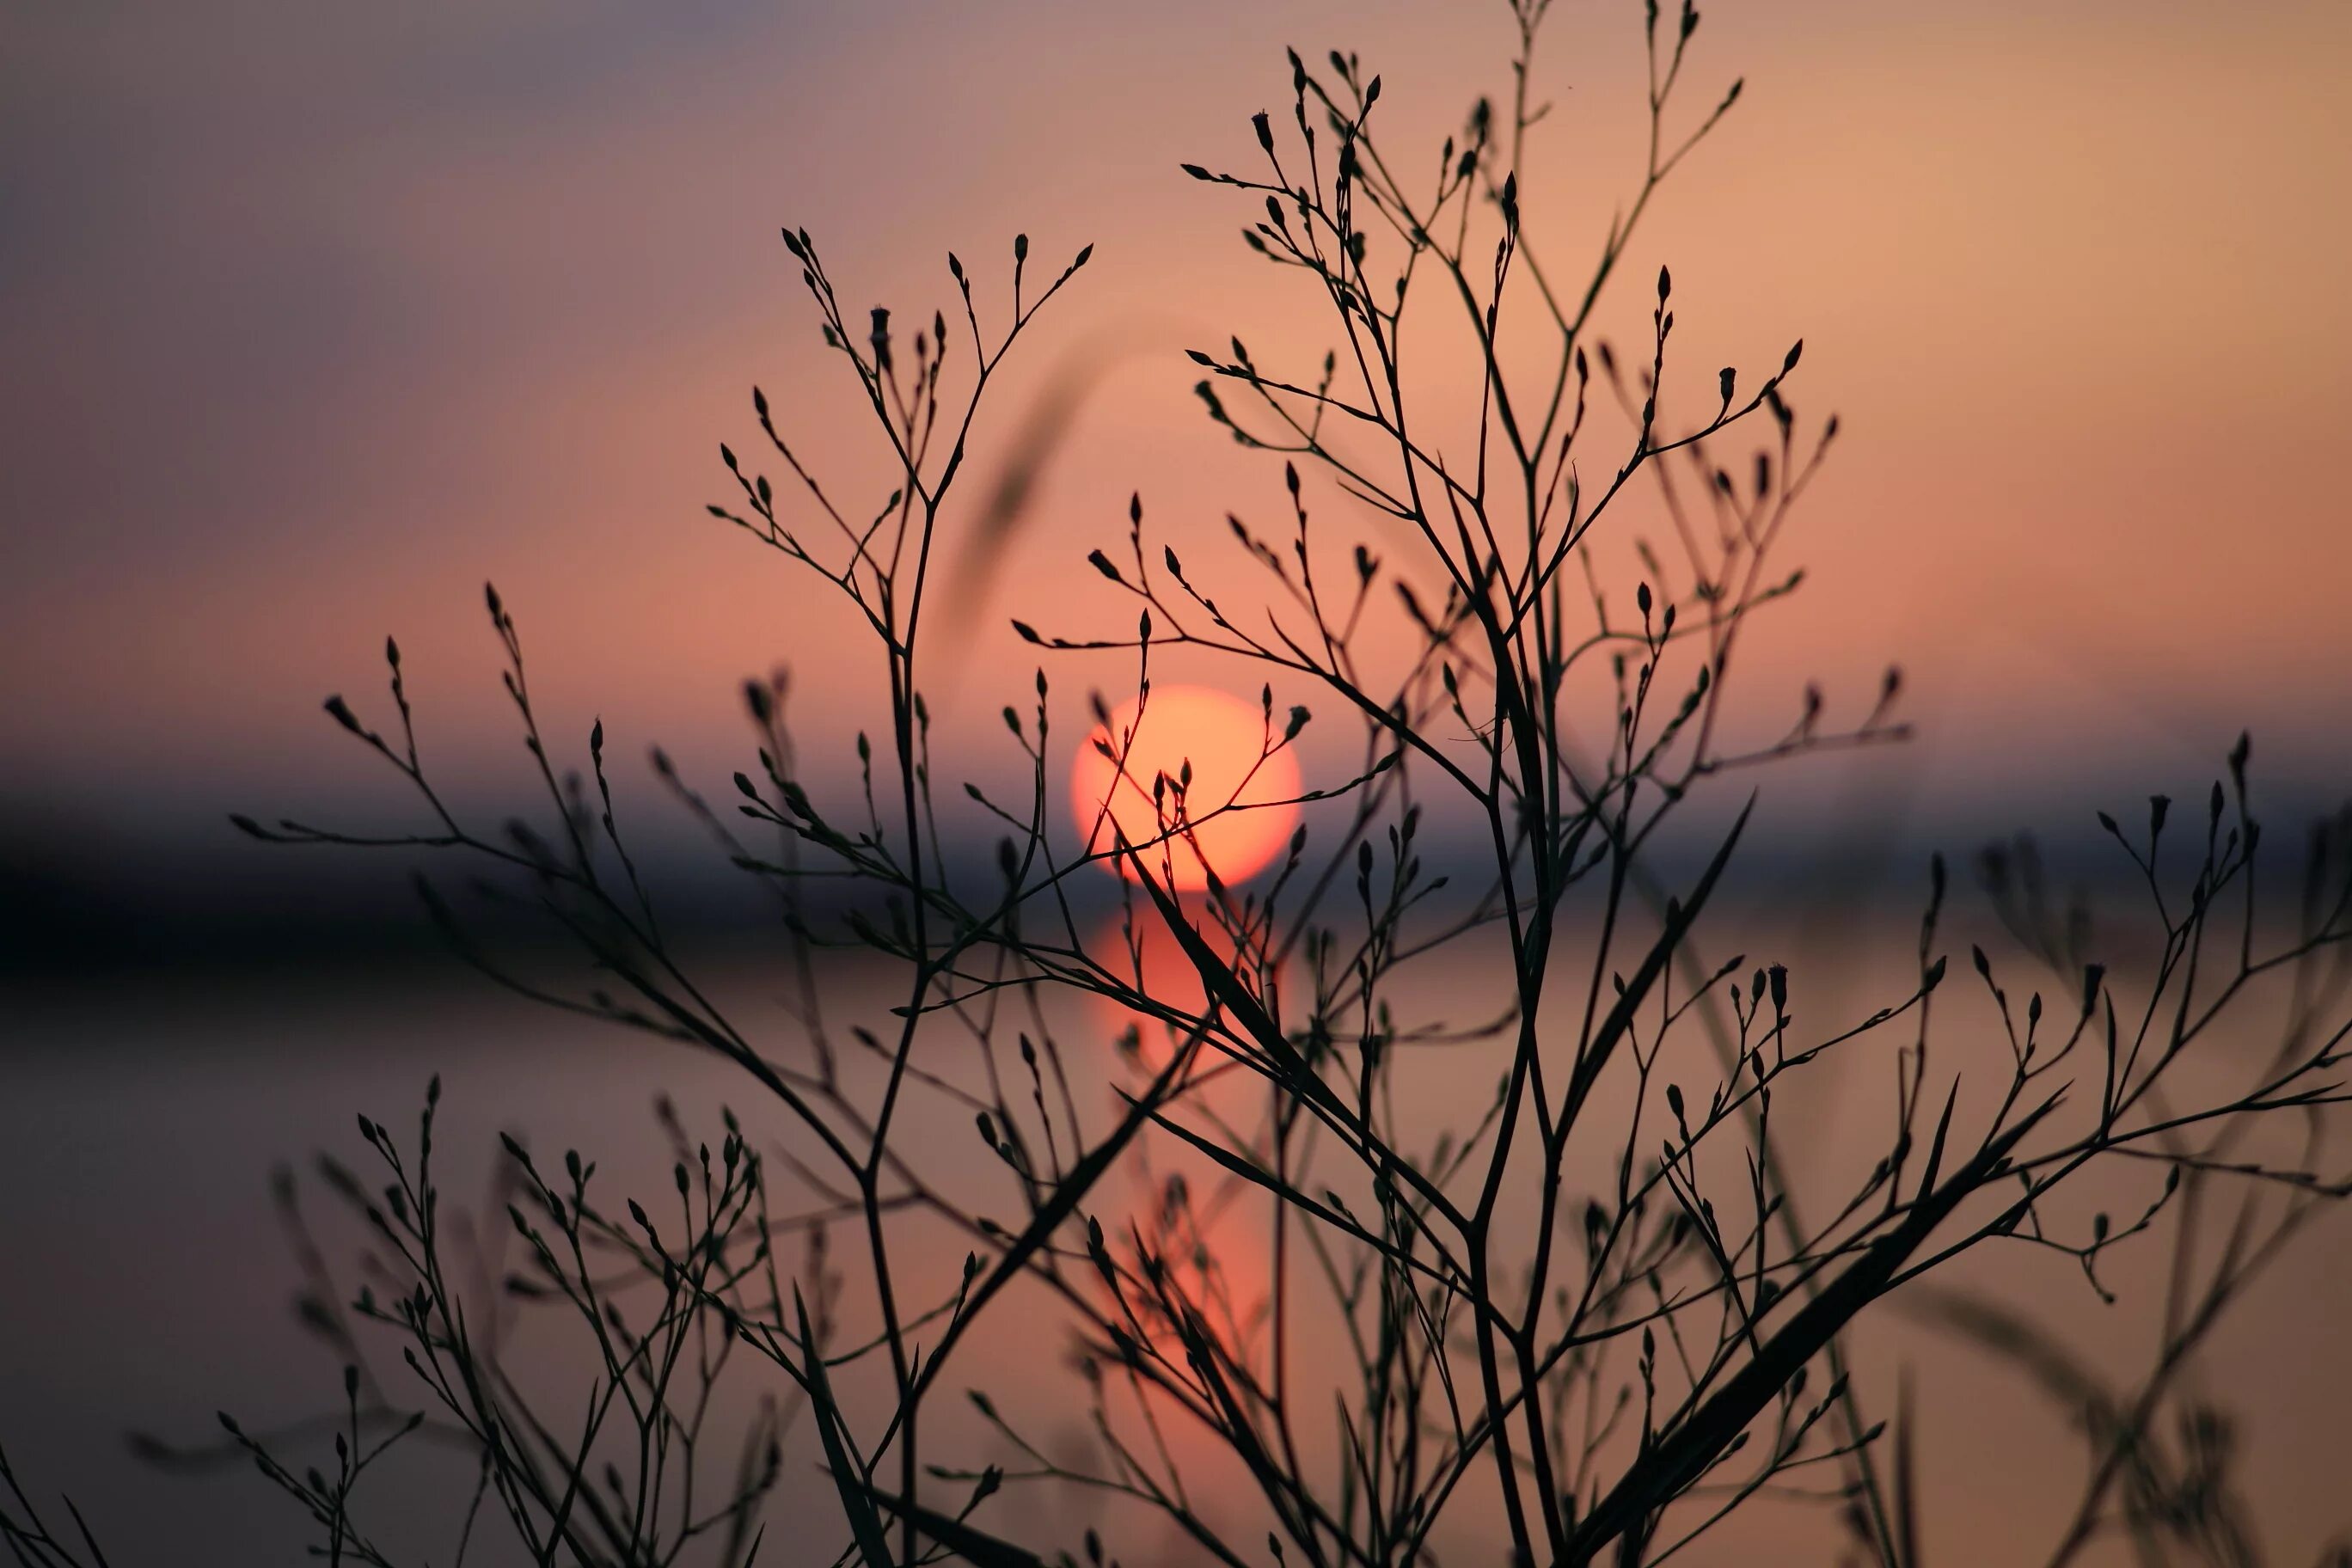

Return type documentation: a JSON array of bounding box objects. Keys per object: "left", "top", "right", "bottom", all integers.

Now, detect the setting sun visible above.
[{"left": 1069, "top": 684, "right": 1302, "bottom": 889}]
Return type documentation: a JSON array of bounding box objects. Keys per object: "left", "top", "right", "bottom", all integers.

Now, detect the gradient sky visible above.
[{"left": 6, "top": 0, "right": 2348, "bottom": 881}]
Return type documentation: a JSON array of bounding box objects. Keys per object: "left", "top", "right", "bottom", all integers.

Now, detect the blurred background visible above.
[
  {"left": 3, "top": 0, "right": 2349, "bottom": 1561},
  {"left": 6, "top": 0, "right": 2349, "bottom": 956}
]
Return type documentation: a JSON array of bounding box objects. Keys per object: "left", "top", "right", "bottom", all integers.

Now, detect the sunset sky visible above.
[{"left": 6, "top": 0, "right": 2348, "bottom": 894}]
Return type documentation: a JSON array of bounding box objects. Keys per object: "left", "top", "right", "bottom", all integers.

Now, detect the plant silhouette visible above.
[{"left": 10, "top": 3, "right": 2349, "bottom": 1566}]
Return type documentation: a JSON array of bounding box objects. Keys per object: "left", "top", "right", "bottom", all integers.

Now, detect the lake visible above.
[{"left": 5, "top": 896, "right": 2348, "bottom": 1565}]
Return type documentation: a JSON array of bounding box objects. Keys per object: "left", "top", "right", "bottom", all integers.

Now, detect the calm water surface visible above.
[{"left": 5, "top": 908, "right": 2348, "bottom": 1565}]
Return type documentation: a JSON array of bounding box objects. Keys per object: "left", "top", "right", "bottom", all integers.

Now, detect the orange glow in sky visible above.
[
  {"left": 1070, "top": 685, "right": 1301, "bottom": 889},
  {"left": 7, "top": 1, "right": 2349, "bottom": 861}
]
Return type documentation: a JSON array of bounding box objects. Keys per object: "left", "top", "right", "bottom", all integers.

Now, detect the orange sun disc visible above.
[{"left": 1070, "top": 685, "right": 1302, "bottom": 890}]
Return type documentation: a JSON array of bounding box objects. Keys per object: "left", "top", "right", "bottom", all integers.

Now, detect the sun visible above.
[{"left": 1070, "top": 684, "right": 1302, "bottom": 890}]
